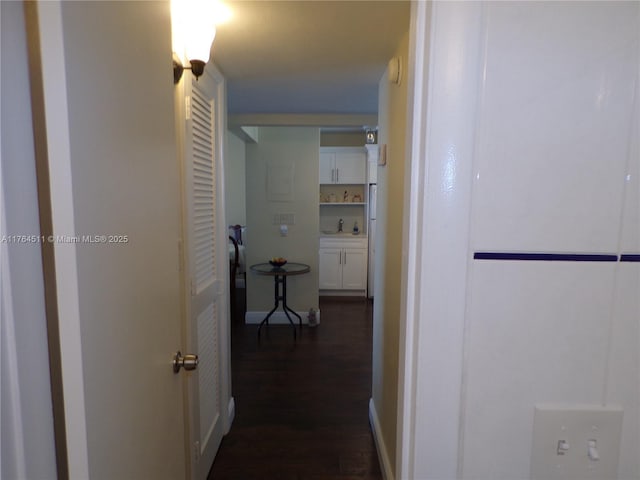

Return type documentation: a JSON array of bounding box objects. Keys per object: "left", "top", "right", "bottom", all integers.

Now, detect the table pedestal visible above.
[
  {"left": 250, "top": 262, "right": 310, "bottom": 341},
  {"left": 258, "top": 274, "right": 302, "bottom": 339}
]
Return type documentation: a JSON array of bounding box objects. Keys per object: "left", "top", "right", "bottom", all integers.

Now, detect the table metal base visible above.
[{"left": 258, "top": 274, "right": 302, "bottom": 339}]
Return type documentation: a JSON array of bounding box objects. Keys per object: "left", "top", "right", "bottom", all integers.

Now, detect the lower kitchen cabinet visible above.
[
  {"left": 339, "top": 248, "right": 367, "bottom": 289},
  {"left": 319, "top": 237, "right": 368, "bottom": 294},
  {"left": 319, "top": 248, "right": 342, "bottom": 289}
]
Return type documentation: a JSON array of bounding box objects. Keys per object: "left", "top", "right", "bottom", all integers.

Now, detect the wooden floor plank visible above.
[{"left": 208, "top": 293, "right": 382, "bottom": 479}]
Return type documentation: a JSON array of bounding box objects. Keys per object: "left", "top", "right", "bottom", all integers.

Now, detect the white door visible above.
[
  {"left": 319, "top": 248, "right": 342, "bottom": 289},
  {"left": 335, "top": 152, "right": 366, "bottom": 184},
  {"left": 341, "top": 248, "right": 367, "bottom": 289},
  {"left": 180, "top": 68, "right": 227, "bottom": 480},
  {"left": 319, "top": 152, "right": 335, "bottom": 183}
]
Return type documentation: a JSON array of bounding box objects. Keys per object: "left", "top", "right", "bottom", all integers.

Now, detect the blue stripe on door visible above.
[{"left": 473, "top": 252, "right": 618, "bottom": 262}]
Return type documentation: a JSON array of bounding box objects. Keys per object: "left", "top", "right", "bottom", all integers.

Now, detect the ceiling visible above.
[{"left": 211, "top": 1, "right": 411, "bottom": 116}]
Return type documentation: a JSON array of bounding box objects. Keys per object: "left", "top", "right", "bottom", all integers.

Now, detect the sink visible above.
[{"left": 321, "top": 230, "right": 338, "bottom": 234}]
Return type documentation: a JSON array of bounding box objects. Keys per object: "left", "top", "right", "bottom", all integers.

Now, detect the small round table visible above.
[{"left": 250, "top": 262, "right": 311, "bottom": 339}]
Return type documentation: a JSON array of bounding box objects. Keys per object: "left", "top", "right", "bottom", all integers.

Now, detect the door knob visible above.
[{"left": 173, "top": 351, "right": 198, "bottom": 373}]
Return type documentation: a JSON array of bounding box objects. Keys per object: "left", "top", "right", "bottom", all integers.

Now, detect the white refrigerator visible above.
[{"left": 368, "top": 184, "right": 377, "bottom": 298}]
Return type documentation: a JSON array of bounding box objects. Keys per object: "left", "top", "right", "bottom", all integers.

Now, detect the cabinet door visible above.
[
  {"left": 319, "top": 248, "right": 342, "bottom": 289},
  {"left": 319, "top": 152, "right": 335, "bottom": 183},
  {"left": 335, "top": 152, "right": 366, "bottom": 184},
  {"left": 341, "top": 248, "right": 367, "bottom": 289}
]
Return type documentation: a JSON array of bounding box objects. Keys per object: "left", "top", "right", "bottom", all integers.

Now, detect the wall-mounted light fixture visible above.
[
  {"left": 172, "top": 30, "right": 215, "bottom": 83},
  {"left": 171, "top": 0, "right": 231, "bottom": 83}
]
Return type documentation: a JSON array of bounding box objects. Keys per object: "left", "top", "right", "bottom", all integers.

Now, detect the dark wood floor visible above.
[{"left": 208, "top": 292, "right": 382, "bottom": 480}]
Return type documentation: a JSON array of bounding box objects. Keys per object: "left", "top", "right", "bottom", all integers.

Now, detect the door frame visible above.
[
  {"left": 396, "top": 1, "right": 483, "bottom": 478},
  {"left": 29, "top": 3, "right": 90, "bottom": 477},
  {"left": 395, "top": 2, "right": 426, "bottom": 476}
]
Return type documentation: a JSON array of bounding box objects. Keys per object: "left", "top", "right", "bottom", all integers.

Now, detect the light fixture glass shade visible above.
[
  {"left": 171, "top": 0, "right": 228, "bottom": 64},
  {"left": 184, "top": 26, "right": 216, "bottom": 63}
]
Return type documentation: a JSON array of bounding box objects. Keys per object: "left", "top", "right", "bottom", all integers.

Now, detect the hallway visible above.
[{"left": 208, "top": 295, "right": 382, "bottom": 479}]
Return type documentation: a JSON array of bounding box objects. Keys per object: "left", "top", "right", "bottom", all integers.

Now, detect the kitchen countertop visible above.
[{"left": 319, "top": 232, "right": 367, "bottom": 238}]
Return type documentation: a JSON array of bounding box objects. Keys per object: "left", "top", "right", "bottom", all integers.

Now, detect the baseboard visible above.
[
  {"left": 244, "top": 309, "right": 321, "bottom": 325},
  {"left": 319, "top": 289, "right": 366, "bottom": 297},
  {"left": 226, "top": 397, "right": 235, "bottom": 434},
  {"left": 369, "top": 398, "right": 394, "bottom": 480}
]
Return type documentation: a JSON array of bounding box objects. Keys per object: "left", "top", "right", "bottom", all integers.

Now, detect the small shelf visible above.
[{"left": 320, "top": 202, "right": 366, "bottom": 206}]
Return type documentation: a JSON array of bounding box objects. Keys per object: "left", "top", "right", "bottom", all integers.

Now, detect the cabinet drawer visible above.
[{"left": 320, "top": 236, "right": 367, "bottom": 249}]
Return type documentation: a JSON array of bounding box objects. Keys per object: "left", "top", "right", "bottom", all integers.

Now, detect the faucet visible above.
[{"left": 338, "top": 218, "right": 344, "bottom": 232}]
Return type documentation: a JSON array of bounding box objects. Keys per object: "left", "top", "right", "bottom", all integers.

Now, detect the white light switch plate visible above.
[{"left": 531, "top": 405, "right": 623, "bottom": 480}]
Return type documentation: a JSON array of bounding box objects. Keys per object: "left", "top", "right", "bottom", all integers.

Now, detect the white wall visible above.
[
  {"left": 54, "top": 1, "right": 186, "bottom": 477},
  {"left": 320, "top": 131, "right": 366, "bottom": 147},
  {"left": 370, "top": 29, "right": 410, "bottom": 479},
  {"left": 244, "top": 127, "right": 320, "bottom": 316},
  {"left": 0, "top": 2, "right": 57, "bottom": 478},
  {"left": 407, "top": 2, "right": 639, "bottom": 479},
  {"left": 225, "top": 131, "right": 247, "bottom": 226},
  {"left": 464, "top": 4, "right": 638, "bottom": 478}
]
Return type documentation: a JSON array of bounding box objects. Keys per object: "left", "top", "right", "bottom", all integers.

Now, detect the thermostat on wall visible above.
[
  {"left": 378, "top": 144, "right": 387, "bottom": 166},
  {"left": 388, "top": 57, "right": 402, "bottom": 85}
]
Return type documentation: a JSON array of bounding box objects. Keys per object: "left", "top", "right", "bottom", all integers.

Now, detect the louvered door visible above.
[{"left": 183, "top": 70, "right": 225, "bottom": 480}]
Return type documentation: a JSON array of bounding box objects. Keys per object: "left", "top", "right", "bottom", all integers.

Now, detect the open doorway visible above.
[{"left": 216, "top": 2, "right": 411, "bottom": 478}]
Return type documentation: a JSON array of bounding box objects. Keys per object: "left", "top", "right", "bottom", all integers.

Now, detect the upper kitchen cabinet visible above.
[{"left": 319, "top": 147, "right": 367, "bottom": 184}]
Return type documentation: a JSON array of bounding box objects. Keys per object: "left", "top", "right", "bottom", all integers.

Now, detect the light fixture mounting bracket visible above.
[{"left": 173, "top": 53, "right": 205, "bottom": 84}]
